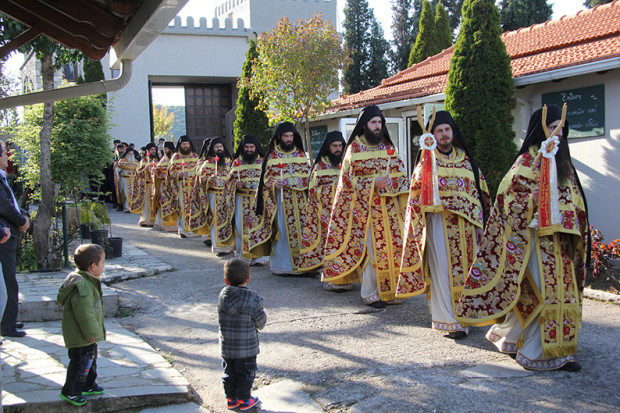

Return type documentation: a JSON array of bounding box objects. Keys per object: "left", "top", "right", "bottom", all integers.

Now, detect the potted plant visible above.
[{"left": 79, "top": 205, "right": 96, "bottom": 239}]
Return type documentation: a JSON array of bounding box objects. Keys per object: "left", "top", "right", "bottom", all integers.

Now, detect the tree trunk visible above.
[
  {"left": 303, "top": 117, "right": 313, "bottom": 163},
  {"left": 33, "top": 54, "right": 59, "bottom": 269}
]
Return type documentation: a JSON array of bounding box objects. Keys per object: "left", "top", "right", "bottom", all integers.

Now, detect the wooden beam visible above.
[{"left": 0, "top": 27, "right": 40, "bottom": 60}]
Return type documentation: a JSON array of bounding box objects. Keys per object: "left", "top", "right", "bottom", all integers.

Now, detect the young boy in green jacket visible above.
[{"left": 57, "top": 244, "right": 107, "bottom": 406}]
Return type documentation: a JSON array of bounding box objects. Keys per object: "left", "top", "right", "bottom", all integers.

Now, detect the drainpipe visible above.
[{"left": 0, "top": 59, "right": 132, "bottom": 110}]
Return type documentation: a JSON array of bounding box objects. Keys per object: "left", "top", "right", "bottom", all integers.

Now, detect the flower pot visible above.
[
  {"left": 90, "top": 229, "right": 109, "bottom": 247},
  {"left": 79, "top": 223, "right": 93, "bottom": 239},
  {"left": 109, "top": 237, "right": 123, "bottom": 258}
]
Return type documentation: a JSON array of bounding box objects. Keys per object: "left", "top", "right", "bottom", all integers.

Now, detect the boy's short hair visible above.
[
  {"left": 224, "top": 258, "right": 250, "bottom": 286},
  {"left": 74, "top": 244, "right": 104, "bottom": 271}
]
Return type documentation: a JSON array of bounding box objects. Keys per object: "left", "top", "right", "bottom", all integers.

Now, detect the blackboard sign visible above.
[
  {"left": 309, "top": 125, "right": 328, "bottom": 160},
  {"left": 542, "top": 84, "right": 605, "bottom": 138}
]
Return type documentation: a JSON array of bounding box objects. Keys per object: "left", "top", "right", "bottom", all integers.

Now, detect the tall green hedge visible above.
[
  {"left": 444, "top": 0, "right": 516, "bottom": 197},
  {"left": 233, "top": 38, "right": 270, "bottom": 150}
]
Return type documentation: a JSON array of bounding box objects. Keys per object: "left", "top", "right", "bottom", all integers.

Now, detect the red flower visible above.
[
  {"left": 278, "top": 162, "right": 285, "bottom": 169},
  {"left": 549, "top": 329, "right": 557, "bottom": 339},
  {"left": 327, "top": 236, "right": 334, "bottom": 244},
  {"left": 374, "top": 197, "right": 380, "bottom": 205},
  {"left": 563, "top": 326, "right": 570, "bottom": 335},
  {"left": 507, "top": 255, "right": 516, "bottom": 265},
  {"left": 387, "top": 148, "right": 395, "bottom": 156}
]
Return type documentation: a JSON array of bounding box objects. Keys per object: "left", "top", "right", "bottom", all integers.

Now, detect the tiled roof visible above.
[{"left": 330, "top": 0, "right": 620, "bottom": 112}]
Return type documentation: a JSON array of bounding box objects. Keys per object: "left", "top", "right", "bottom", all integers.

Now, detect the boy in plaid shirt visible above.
[{"left": 218, "top": 259, "right": 267, "bottom": 410}]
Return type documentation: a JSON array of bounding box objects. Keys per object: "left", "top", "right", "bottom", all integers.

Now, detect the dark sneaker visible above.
[
  {"left": 60, "top": 393, "right": 87, "bottom": 406},
  {"left": 82, "top": 385, "right": 104, "bottom": 395},
  {"left": 227, "top": 398, "right": 241, "bottom": 409},
  {"left": 239, "top": 396, "right": 260, "bottom": 411}
]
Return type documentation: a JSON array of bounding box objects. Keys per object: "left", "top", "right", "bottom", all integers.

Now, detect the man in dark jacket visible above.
[
  {"left": 0, "top": 140, "right": 29, "bottom": 337},
  {"left": 218, "top": 259, "right": 266, "bottom": 410}
]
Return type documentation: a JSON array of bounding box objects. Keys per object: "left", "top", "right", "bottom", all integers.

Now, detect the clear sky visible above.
[{"left": 3, "top": 0, "right": 588, "bottom": 106}]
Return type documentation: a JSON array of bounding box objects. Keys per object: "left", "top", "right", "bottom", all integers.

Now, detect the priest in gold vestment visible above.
[
  {"left": 396, "top": 111, "right": 490, "bottom": 339},
  {"left": 298, "top": 131, "right": 347, "bottom": 290},
  {"left": 456, "top": 105, "right": 589, "bottom": 372},
  {"left": 252, "top": 122, "right": 311, "bottom": 275},
  {"left": 322, "top": 106, "right": 409, "bottom": 308}
]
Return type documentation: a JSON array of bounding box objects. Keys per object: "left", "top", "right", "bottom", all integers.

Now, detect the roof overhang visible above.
[
  {"left": 514, "top": 57, "right": 620, "bottom": 87},
  {"left": 0, "top": 0, "right": 188, "bottom": 109}
]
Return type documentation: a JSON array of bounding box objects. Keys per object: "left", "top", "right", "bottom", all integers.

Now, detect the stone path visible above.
[{"left": 2, "top": 241, "right": 193, "bottom": 412}]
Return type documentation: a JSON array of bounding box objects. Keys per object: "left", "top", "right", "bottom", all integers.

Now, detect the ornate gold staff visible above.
[{"left": 531, "top": 103, "right": 567, "bottom": 171}]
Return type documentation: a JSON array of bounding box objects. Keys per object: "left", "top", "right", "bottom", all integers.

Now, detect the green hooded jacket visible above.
[{"left": 57, "top": 270, "right": 106, "bottom": 348}]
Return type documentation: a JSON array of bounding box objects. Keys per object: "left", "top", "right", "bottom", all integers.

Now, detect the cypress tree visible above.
[
  {"left": 368, "top": 18, "right": 390, "bottom": 87},
  {"left": 499, "top": 0, "right": 552, "bottom": 32},
  {"left": 408, "top": 0, "right": 436, "bottom": 66},
  {"left": 389, "top": 0, "right": 415, "bottom": 73},
  {"left": 343, "top": 0, "right": 390, "bottom": 93},
  {"left": 234, "top": 38, "right": 270, "bottom": 149},
  {"left": 444, "top": 0, "right": 516, "bottom": 197},
  {"left": 343, "top": 0, "right": 371, "bottom": 94},
  {"left": 434, "top": 1, "right": 453, "bottom": 52},
  {"left": 584, "top": 0, "right": 612, "bottom": 7}
]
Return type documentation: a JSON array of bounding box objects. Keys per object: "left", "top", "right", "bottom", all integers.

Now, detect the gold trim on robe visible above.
[
  {"left": 397, "top": 148, "right": 491, "bottom": 314},
  {"left": 128, "top": 158, "right": 155, "bottom": 219},
  {"left": 456, "top": 147, "right": 588, "bottom": 358},
  {"left": 228, "top": 157, "right": 270, "bottom": 259},
  {"left": 248, "top": 146, "right": 310, "bottom": 270},
  {"left": 298, "top": 157, "right": 341, "bottom": 271},
  {"left": 161, "top": 153, "right": 198, "bottom": 227},
  {"left": 322, "top": 137, "right": 409, "bottom": 300}
]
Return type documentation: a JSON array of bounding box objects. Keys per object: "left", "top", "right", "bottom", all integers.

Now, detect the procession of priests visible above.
[{"left": 116, "top": 103, "right": 588, "bottom": 372}]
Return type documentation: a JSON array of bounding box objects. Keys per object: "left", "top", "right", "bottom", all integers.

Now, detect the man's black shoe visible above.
[
  {"left": 2, "top": 329, "right": 26, "bottom": 337},
  {"left": 559, "top": 362, "right": 581, "bottom": 372},
  {"left": 445, "top": 331, "right": 467, "bottom": 340},
  {"left": 369, "top": 301, "right": 386, "bottom": 309},
  {"left": 15, "top": 322, "right": 24, "bottom": 329}
]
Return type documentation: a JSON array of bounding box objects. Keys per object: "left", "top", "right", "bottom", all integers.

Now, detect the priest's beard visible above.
[
  {"left": 215, "top": 152, "right": 226, "bottom": 166},
  {"left": 242, "top": 151, "right": 258, "bottom": 163},
  {"left": 179, "top": 147, "right": 191, "bottom": 156},
  {"left": 280, "top": 140, "right": 295, "bottom": 152},
  {"left": 363, "top": 127, "right": 383, "bottom": 146},
  {"left": 326, "top": 151, "right": 343, "bottom": 167},
  {"left": 556, "top": 138, "right": 572, "bottom": 184}
]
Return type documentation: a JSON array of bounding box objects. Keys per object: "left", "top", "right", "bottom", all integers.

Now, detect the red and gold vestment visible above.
[
  {"left": 298, "top": 157, "right": 341, "bottom": 271},
  {"left": 456, "top": 148, "right": 588, "bottom": 358},
  {"left": 322, "top": 137, "right": 409, "bottom": 300},
  {"left": 248, "top": 146, "right": 310, "bottom": 270},
  {"left": 397, "top": 148, "right": 490, "bottom": 309},
  {"left": 161, "top": 153, "right": 198, "bottom": 226}
]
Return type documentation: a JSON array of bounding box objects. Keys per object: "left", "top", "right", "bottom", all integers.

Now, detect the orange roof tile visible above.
[{"left": 329, "top": 0, "right": 620, "bottom": 112}]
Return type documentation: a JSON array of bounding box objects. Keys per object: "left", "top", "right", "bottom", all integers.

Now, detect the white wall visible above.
[{"left": 108, "top": 19, "right": 251, "bottom": 146}]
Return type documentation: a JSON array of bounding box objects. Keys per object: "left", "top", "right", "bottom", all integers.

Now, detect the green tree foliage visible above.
[
  {"left": 244, "top": 14, "right": 350, "bottom": 161},
  {"left": 434, "top": 1, "right": 453, "bottom": 51},
  {"left": 233, "top": 38, "right": 270, "bottom": 149},
  {"left": 444, "top": 0, "right": 516, "bottom": 197},
  {"left": 367, "top": 19, "right": 390, "bottom": 86},
  {"left": 342, "top": 0, "right": 388, "bottom": 94},
  {"left": 12, "top": 95, "right": 112, "bottom": 196},
  {"left": 409, "top": 0, "right": 436, "bottom": 66},
  {"left": 79, "top": 59, "right": 105, "bottom": 83},
  {"left": 499, "top": 0, "right": 553, "bottom": 32},
  {"left": 153, "top": 105, "right": 175, "bottom": 141},
  {"left": 389, "top": 0, "right": 415, "bottom": 73},
  {"left": 584, "top": 0, "right": 612, "bottom": 7},
  {"left": 1, "top": 14, "right": 86, "bottom": 268},
  {"left": 434, "top": 0, "right": 465, "bottom": 33}
]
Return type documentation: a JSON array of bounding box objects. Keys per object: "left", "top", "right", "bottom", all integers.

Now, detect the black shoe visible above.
[
  {"left": 2, "top": 329, "right": 26, "bottom": 337},
  {"left": 203, "top": 239, "right": 212, "bottom": 247},
  {"left": 369, "top": 301, "right": 386, "bottom": 309},
  {"left": 559, "top": 361, "right": 581, "bottom": 372},
  {"left": 508, "top": 353, "right": 517, "bottom": 359},
  {"left": 15, "top": 322, "right": 24, "bottom": 329},
  {"left": 180, "top": 234, "right": 188, "bottom": 239},
  {"left": 445, "top": 331, "right": 467, "bottom": 340}
]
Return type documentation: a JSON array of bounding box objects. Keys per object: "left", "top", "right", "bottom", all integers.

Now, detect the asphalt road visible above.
[{"left": 108, "top": 207, "right": 620, "bottom": 413}]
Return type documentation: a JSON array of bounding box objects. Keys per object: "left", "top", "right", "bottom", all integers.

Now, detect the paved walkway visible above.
[{"left": 1, "top": 242, "right": 194, "bottom": 412}]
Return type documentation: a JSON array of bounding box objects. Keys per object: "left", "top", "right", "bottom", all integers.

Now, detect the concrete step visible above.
[
  {"left": 2, "top": 319, "right": 192, "bottom": 412},
  {"left": 17, "top": 272, "right": 119, "bottom": 322}
]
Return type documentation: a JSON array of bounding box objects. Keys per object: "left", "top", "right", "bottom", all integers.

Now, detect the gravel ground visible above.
[{"left": 108, "top": 207, "right": 620, "bottom": 413}]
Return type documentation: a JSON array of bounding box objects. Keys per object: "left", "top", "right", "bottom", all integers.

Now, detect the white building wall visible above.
[{"left": 108, "top": 17, "right": 252, "bottom": 145}]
